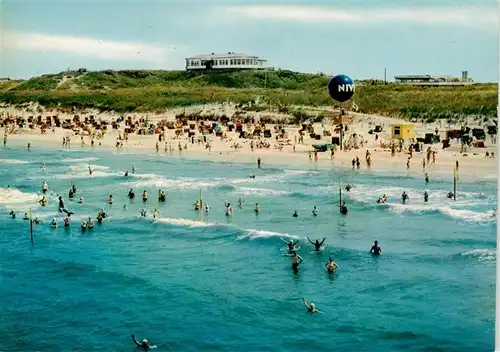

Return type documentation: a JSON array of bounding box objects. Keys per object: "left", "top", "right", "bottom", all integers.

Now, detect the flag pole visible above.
[{"left": 29, "top": 207, "right": 34, "bottom": 245}]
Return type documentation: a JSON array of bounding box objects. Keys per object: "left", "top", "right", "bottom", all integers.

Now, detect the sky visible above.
[{"left": 1, "top": 0, "right": 499, "bottom": 82}]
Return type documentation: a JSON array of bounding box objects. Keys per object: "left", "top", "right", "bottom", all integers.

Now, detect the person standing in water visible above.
[
  {"left": 292, "top": 210, "right": 298, "bottom": 217},
  {"left": 257, "top": 157, "right": 261, "bottom": 169},
  {"left": 254, "top": 203, "right": 260, "bottom": 214},
  {"left": 225, "top": 202, "right": 232, "bottom": 216},
  {"left": 425, "top": 173, "right": 429, "bottom": 184},
  {"left": 88, "top": 166, "right": 93, "bottom": 175},
  {"left": 142, "top": 190, "right": 148, "bottom": 202},
  {"left": 42, "top": 181, "right": 48, "bottom": 193},
  {"left": 27, "top": 142, "right": 31, "bottom": 151},
  {"left": 325, "top": 258, "right": 338, "bottom": 273},
  {"left": 312, "top": 206, "right": 318, "bottom": 216},
  {"left": 424, "top": 191, "right": 429, "bottom": 202},
  {"left": 370, "top": 240, "right": 382, "bottom": 255},
  {"left": 291, "top": 252, "right": 303, "bottom": 273},
  {"left": 307, "top": 237, "right": 326, "bottom": 251},
  {"left": 132, "top": 163, "right": 136, "bottom": 173},
  {"left": 401, "top": 191, "right": 409, "bottom": 204},
  {"left": 302, "top": 297, "right": 319, "bottom": 313}
]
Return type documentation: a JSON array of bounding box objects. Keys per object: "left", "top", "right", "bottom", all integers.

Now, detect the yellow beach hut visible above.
[{"left": 391, "top": 123, "right": 415, "bottom": 140}]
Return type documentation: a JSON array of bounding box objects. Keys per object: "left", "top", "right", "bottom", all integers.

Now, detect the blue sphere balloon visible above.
[{"left": 327, "top": 74, "right": 355, "bottom": 103}]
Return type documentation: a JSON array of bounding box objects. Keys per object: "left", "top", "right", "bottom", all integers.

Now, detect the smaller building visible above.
[{"left": 391, "top": 123, "right": 415, "bottom": 140}]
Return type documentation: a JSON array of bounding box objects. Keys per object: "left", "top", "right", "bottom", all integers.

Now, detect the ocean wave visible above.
[
  {"left": 0, "top": 187, "right": 40, "bottom": 207},
  {"left": 0, "top": 159, "right": 28, "bottom": 164},
  {"left": 155, "top": 217, "right": 217, "bottom": 228},
  {"left": 61, "top": 157, "right": 100, "bottom": 163},
  {"left": 155, "top": 215, "right": 297, "bottom": 241},
  {"left": 54, "top": 163, "right": 118, "bottom": 179},
  {"left": 233, "top": 187, "right": 291, "bottom": 197},
  {"left": 236, "top": 228, "right": 297, "bottom": 241},
  {"left": 461, "top": 249, "right": 496, "bottom": 261},
  {"left": 390, "top": 204, "right": 494, "bottom": 222}
]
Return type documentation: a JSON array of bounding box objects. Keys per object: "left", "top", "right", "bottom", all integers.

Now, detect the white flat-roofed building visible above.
[{"left": 185, "top": 52, "right": 267, "bottom": 70}]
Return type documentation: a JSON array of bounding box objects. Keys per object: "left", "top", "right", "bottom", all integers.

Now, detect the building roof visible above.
[
  {"left": 186, "top": 52, "right": 264, "bottom": 60},
  {"left": 394, "top": 75, "right": 432, "bottom": 79}
]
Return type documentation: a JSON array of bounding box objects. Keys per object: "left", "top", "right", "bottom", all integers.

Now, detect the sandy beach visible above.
[{"left": 1, "top": 104, "right": 497, "bottom": 181}]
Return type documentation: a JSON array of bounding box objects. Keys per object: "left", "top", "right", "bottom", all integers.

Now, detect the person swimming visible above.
[
  {"left": 41, "top": 181, "right": 48, "bottom": 193},
  {"left": 254, "top": 203, "right": 260, "bottom": 213},
  {"left": 291, "top": 252, "right": 303, "bottom": 273},
  {"left": 142, "top": 190, "right": 148, "bottom": 202},
  {"left": 312, "top": 206, "right": 318, "bottom": 216},
  {"left": 23, "top": 212, "right": 29, "bottom": 220},
  {"left": 140, "top": 208, "right": 147, "bottom": 217},
  {"left": 33, "top": 217, "right": 42, "bottom": 224},
  {"left": 376, "top": 194, "right": 388, "bottom": 204},
  {"left": 292, "top": 210, "right": 298, "bottom": 217},
  {"left": 302, "top": 297, "right": 319, "bottom": 313},
  {"left": 325, "top": 258, "right": 338, "bottom": 273},
  {"left": 424, "top": 191, "right": 429, "bottom": 203},
  {"left": 128, "top": 189, "right": 135, "bottom": 199},
  {"left": 131, "top": 334, "right": 152, "bottom": 350},
  {"left": 370, "top": 240, "right": 382, "bottom": 256},
  {"left": 307, "top": 237, "right": 326, "bottom": 251},
  {"left": 345, "top": 183, "right": 351, "bottom": 192},
  {"left": 79, "top": 197, "right": 84, "bottom": 204},
  {"left": 50, "top": 218, "right": 58, "bottom": 228},
  {"left": 9, "top": 209, "right": 16, "bottom": 218},
  {"left": 447, "top": 191, "right": 454, "bottom": 199},
  {"left": 108, "top": 195, "right": 113, "bottom": 204},
  {"left": 87, "top": 217, "right": 94, "bottom": 229},
  {"left": 340, "top": 201, "right": 348, "bottom": 215},
  {"left": 124, "top": 171, "right": 129, "bottom": 177}
]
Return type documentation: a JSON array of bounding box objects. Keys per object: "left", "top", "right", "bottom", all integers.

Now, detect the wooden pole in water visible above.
[
  {"left": 199, "top": 188, "right": 203, "bottom": 221},
  {"left": 339, "top": 179, "right": 342, "bottom": 212},
  {"left": 29, "top": 207, "right": 33, "bottom": 245},
  {"left": 453, "top": 167, "right": 457, "bottom": 201}
]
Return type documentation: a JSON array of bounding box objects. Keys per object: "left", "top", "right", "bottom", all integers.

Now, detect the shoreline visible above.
[
  {"left": 1, "top": 104, "right": 497, "bottom": 183},
  {"left": 2, "top": 133, "right": 497, "bottom": 184}
]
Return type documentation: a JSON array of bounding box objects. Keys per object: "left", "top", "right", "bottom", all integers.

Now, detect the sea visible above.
[{"left": 0, "top": 145, "right": 497, "bottom": 352}]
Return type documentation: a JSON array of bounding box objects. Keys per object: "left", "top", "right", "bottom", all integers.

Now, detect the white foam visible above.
[
  {"left": 0, "top": 159, "right": 28, "bottom": 164},
  {"left": 55, "top": 163, "right": 118, "bottom": 179},
  {"left": 233, "top": 187, "right": 290, "bottom": 197},
  {"left": 0, "top": 188, "right": 39, "bottom": 207},
  {"left": 155, "top": 217, "right": 216, "bottom": 228},
  {"left": 61, "top": 157, "right": 99, "bottom": 163},
  {"left": 461, "top": 249, "right": 496, "bottom": 261},
  {"left": 236, "top": 228, "right": 298, "bottom": 241}
]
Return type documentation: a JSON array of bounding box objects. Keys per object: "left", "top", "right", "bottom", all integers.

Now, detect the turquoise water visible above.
[{"left": 0, "top": 145, "right": 496, "bottom": 351}]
